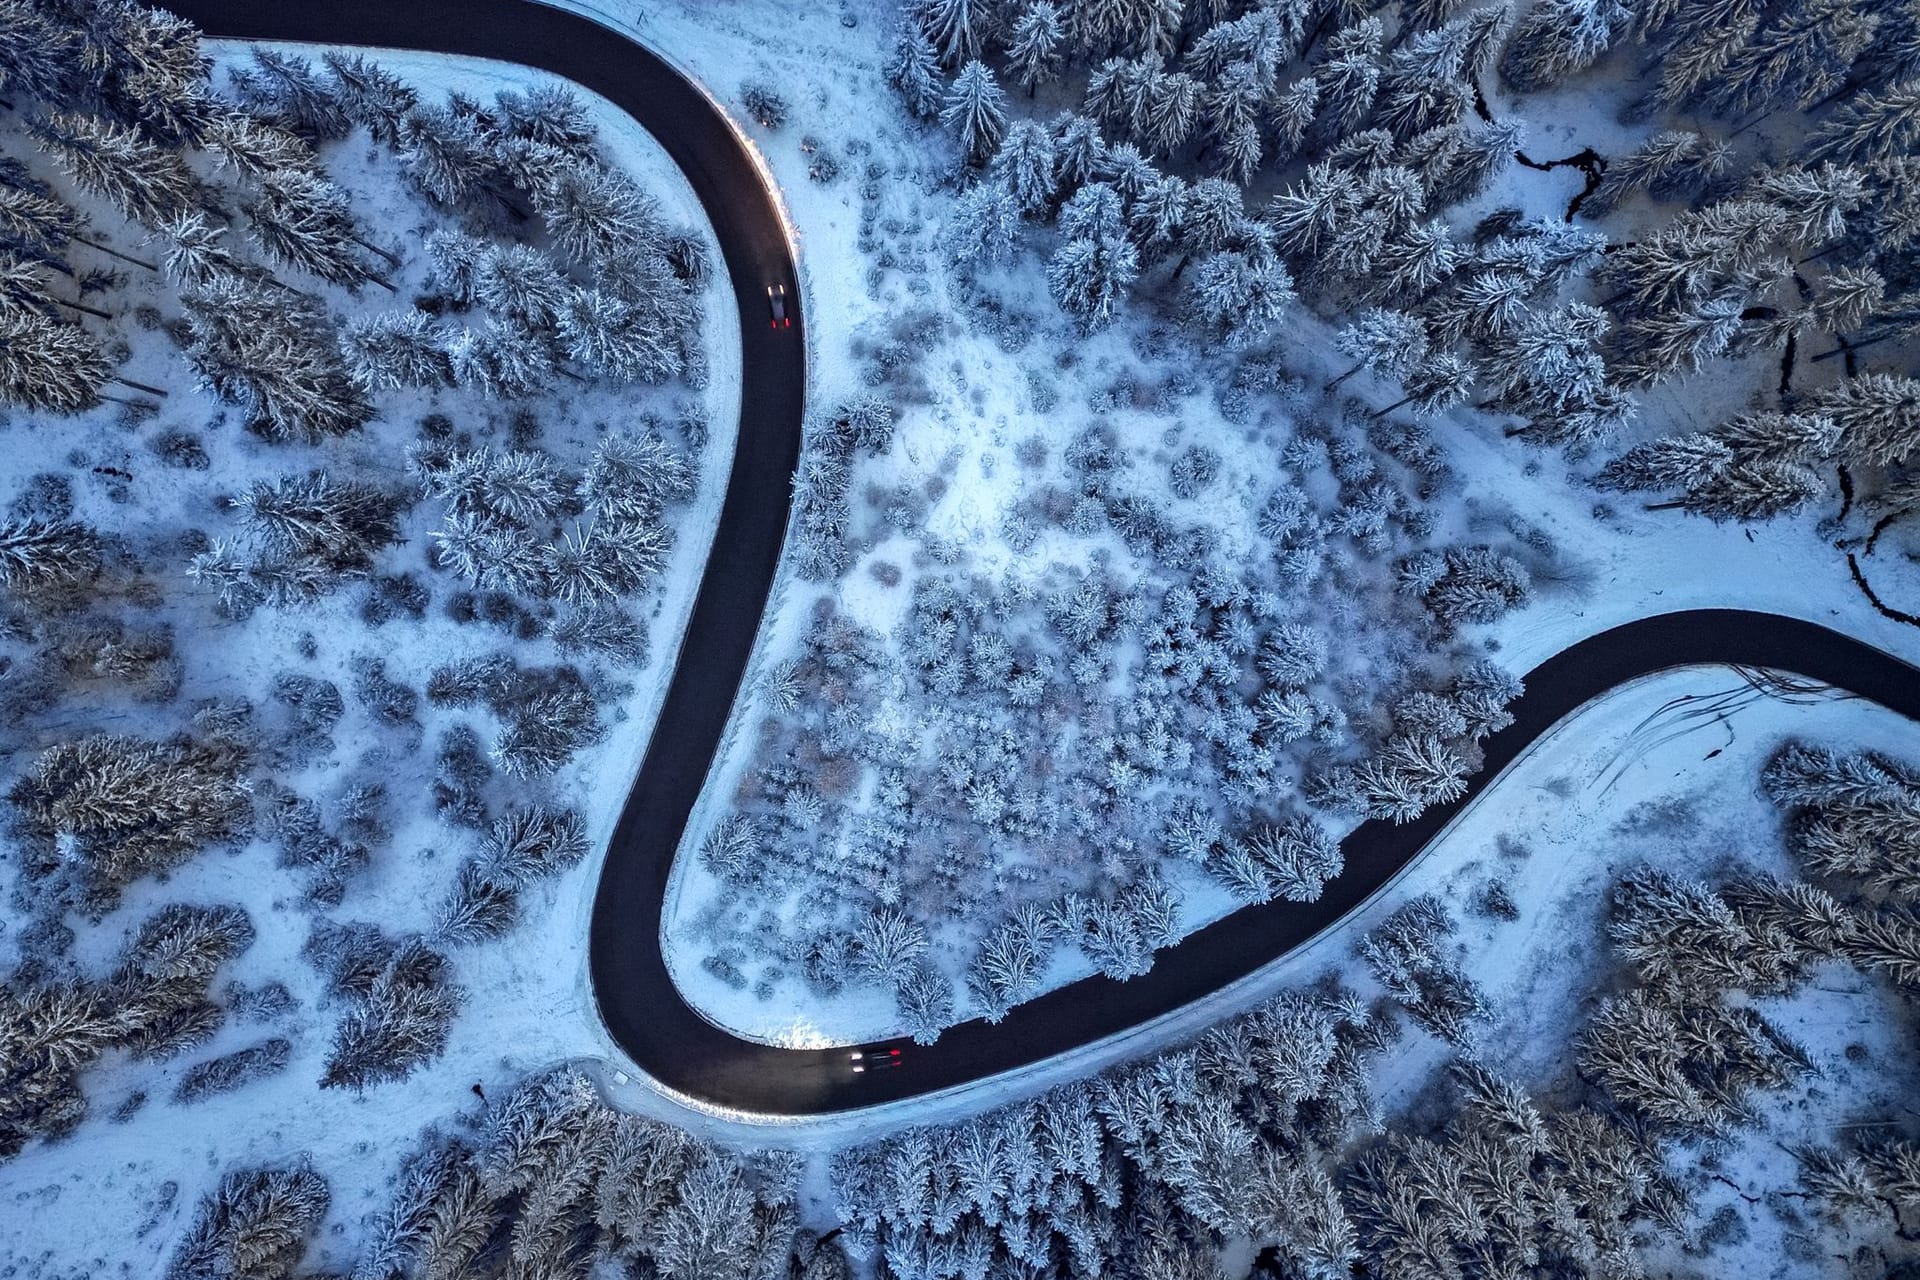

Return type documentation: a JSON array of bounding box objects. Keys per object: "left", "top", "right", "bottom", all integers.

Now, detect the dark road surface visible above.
[{"left": 178, "top": 1, "right": 1920, "bottom": 1116}]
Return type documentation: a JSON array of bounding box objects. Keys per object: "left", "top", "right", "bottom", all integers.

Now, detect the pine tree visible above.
[
  {"left": 895, "top": 961, "right": 957, "bottom": 1043},
  {"left": 0, "top": 0, "right": 80, "bottom": 103},
  {"left": 226, "top": 471, "right": 403, "bottom": 579},
  {"left": 246, "top": 168, "right": 391, "bottom": 291},
  {"left": 156, "top": 210, "right": 248, "bottom": 291},
  {"left": 0, "top": 183, "right": 80, "bottom": 269},
  {"left": 1596, "top": 433, "right": 1736, "bottom": 493},
  {"left": 1188, "top": 250, "right": 1296, "bottom": 347},
  {"left": 1128, "top": 172, "right": 1188, "bottom": 258},
  {"left": 181, "top": 279, "right": 373, "bottom": 442},
  {"left": 199, "top": 113, "right": 311, "bottom": 190},
  {"left": 0, "top": 516, "right": 99, "bottom": 589},
  {"left": 1053, "top": 111, "right": 1108, "bottom": 188},
  {"left": 322, "top": 52, "right": 417, "bottom": 145},
  {"left": 1586, "top": 131, "right": 1719, "bottom": 217},
  {"left": 1806, "top": 78, "right": 1920, "bottom": 163},
  {"left": 320, "top": 938, "right": 461, "bottom": 1089},
  {"left": 1143, "top": 68, "right": 1201, "bottom": 157},
  {"left": 475, "top": 243, "right": 568, "bottom": 332},
  {"left": 1809, "top": 373, "right": 1920, "bottom": 466},
  {"left": 1059, "top": 181, "right": 1125, "bottom": 240},
  {"left": 1651, "top": 458, "right": 1825, "bottom": 521},
  {"left": 1714, "top": 410, "right": 1842, "bottom": 466},
  {"left": 652, "top": 1154, "right": 761, "bottom": 1280},
  {"left": 1711, "top": 0, "right": 1880, "bottom": 117},
  {"left": 992, "top": 119, "right": 1058, "bottom": 213},
  {"left": 228, "top": 48, "right": 351, "bottom": 141},
  {"left": 886, "top": 27, "right": 945, "bottom": 121},
  {"left": 447, "top": 321, "right": 556, "bottom": 397},
  {"left": 556, "top": 287, "right": 680, "bottom": 383},
  {"left": 857, "top": 906, "right": 930, "bottom": 979},
  {"left": 167, "top": 1166, "right": 330, "bottom": 1280},
  {"left": 398, "top": 104, "right": 492, "bottom": 207},
  {"left": 1372, "top": 352, "right": 1475, "bottom": 418},
  {"left": 941, "top": 60, "right": 1008, "bottom": 164},
  {"left": 1267, "top": 74, "right": 1320, "bottom": 164},
  {"left": 341, "top": 310, "right": 454, "bottom": 391},
  {"left": 1269, "top": 162, "right": 1361, "bottom": 261},
  {"left": 532, "top": 160, "right": 666, "bottom": 272},
  {"left": 1316, "top": 20, "right": 1385, "bottom": 140},
  {"left": 1499, "top": 0, "right": 1631, "bottom": 92},
  {"left": 1047, "top": 231, "right": 1139, "bottom": 329},
  {"left": 1428, "top": 118, "right": 1521, "bottom": 207},
  {"left": 494, "top": 84, "right": 596, "bottom": 159},
  {"left": 944, "top": 181, "right": 1021, "bottom": 265},
  {"left": 1329, "top": 308, "right": 1428, "bottom": 388},
  {"left": 0, "top": 307, "right": 110, "bottom": 412},
  {"left": 28, "top": 109, "right": 197, "bottom": 227},
  {"left": 9, "top": 732, "right": 252, "bottom": 909},
  {"left": 1007, "top": 1, "right": 1067, "bottom": 93}
]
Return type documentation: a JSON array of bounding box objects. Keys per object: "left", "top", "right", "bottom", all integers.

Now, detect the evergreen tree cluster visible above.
[
  {"left": 790, "top": 397, "right": 900, "bottom": 581},
  {"left": 186, "top": 471, "right": 407, "bottom": 615},
  {"left": 1, "top": 901, "right": 254, "bottom": 1160},
  {"left": 0, "top": 2, "right": 705, "bottom": 432},
  {"left": 894, "top": 0, "right": 1920, "bottom": 540},
  {"left": 7, "top": 724, "right": 252, "bottom": 913},
  {"left": 1355, "top": 895, "right": 1488, "bottom": 1043},
  {"left": 433, "top": 804, "right": 590, "bottom": 946},
  {"left": 347, "top": 1067, "right": 803, "bottom": 1280},
  {"left": 302, "top": 920, "right": 461, "bottom": 1091},
  {"left": 425, "top": 651, "right": 603, "bottom": 778},
  {"left": 1599, "top": 377, "right": 1919, "bottom": 521},
  {"left": 1569, "top": 740, "right": 1920, "bottom": 1140},
  {"left": 833, "top": 978, "right": 1388, "bottom": 1280},
  {"left": 166, "top": 1164, "right": 331, "bottom": 1280},
  {"left": 706, "top": 396, "right": 1528, "bottom": 1039},
  {"left": 1344, "top": 1060, "right": 1689, "bottom": 1279},
  {"left": 412, "top": 433, "right": 691, "bottom": 608}
]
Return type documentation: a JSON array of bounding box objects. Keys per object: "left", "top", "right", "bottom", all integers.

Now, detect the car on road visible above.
[
  {"left": 767, "top": 283, "right": 791, "bottom": 329},
  {"left": 849, "top": 1047, "right": 902, "bottom": 1072}
]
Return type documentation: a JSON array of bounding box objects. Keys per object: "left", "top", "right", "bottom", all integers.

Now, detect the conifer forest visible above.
[{"left": 1, "top": 0, "right": 1919, "bottom": 1277}]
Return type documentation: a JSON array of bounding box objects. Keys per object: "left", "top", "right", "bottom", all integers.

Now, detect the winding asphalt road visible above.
[{"left": 178, "top": 0, "right": 1920, "bottom": 1116}]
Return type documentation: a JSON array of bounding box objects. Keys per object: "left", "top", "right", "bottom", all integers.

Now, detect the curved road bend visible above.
[{"left": 179, "top": 4, "right": 1920, "bottom": 1115}]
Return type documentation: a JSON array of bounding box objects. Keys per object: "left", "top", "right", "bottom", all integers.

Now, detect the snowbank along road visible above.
[{"left": 174, "top": 0, "right": 1920, "bottom": 1116}]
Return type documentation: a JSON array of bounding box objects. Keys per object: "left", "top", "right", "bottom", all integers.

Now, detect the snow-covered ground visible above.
[{"left": 0, "top": 43, "right": 739, "bottom": 1279}]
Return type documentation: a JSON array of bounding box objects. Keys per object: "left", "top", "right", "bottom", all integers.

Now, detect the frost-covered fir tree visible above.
[
  {"left": 29, "top": 109, "right": 198, "bottom": 227},
  {"left": 1188, "top": 250, "right": 1296, "bottom": 347},
  {"left": 945, "top": 181, "right": 1021, "bottom": 265},
  {"left": 991, "top": 119, "right": 1058, "bottom": 212},
  {"left": 1007, "top": 1, "right": 1067, "bottom": 93},
  {"left": 228, "top": 48, "right": 351, "bottom": 141},
  {"left": 0, "top": 308, "right": 112, "bottom": 412},
  {"left": 341, "top": 310, "right": 453, "bottom": 391},
  {"left": 322, "top": 51, "right": 417, "bottom": 145},
  {"left": 1047, "top": 231, "right": 1139, "bottom": 330},
  {"left": 1329, "top": 308, "right": 1428, "bottom": 389},
  {"left": 1499, "top": 0, "right": 1631, "bottom": 92},
  {"left": 887, "top": 27, "right": 945, "bottom": 121},
  {"left": 245, "top": 168, "right": 392, "bottom": 291},
  {"left": 166, "top": 1165, "right": 330, "bottom": 1280},
  {"left": 941, "top": 60, "right": 1009, "bottom": 164}
]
